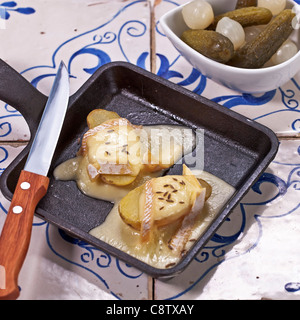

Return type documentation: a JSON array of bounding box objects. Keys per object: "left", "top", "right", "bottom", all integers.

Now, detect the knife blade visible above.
[{"left": 0, "top": 61, "right": 69, "bottom": 300}]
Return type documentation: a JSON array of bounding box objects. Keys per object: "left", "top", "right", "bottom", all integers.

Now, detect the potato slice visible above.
[
  {"left": 81, "top": 117, "right": 143, "bottom": 186},
  {"left": 182, "top": 165, "right": 212, "bottom": 200},
  {"left": 198, "top": 178, "right": 212, "bottom": 200},
  {"left": 87, "top": 109, "right": 120, "bottom": 129},
  {"left": 142, "top": 126, "right": 189, "bottom": 173},
  {"left": 101, "top": 174, "right": 137, "bottom": 186},
  {"left": 118, "top": 165, "right": 208, "bottom": 231},
  {"left": 143, "top": 152, "right": 176, "bottom": 173},
  {"left": 81, "top": 118, "right": 137, "bottom": 156},
  {"left": 118, "top": 184, "right": 144, "bottom": 230},
  {"left": 81, "top": 109, "right": 189, "bottom": 185}
]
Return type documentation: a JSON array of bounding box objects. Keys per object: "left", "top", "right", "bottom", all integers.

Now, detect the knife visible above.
[{"left": 0, "top": 61, "right": 69, "bottom": 300}]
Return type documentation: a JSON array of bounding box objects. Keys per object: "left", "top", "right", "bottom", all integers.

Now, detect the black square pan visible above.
[{"left": 0, "top": 60, "right": 279, "bottom": 278}]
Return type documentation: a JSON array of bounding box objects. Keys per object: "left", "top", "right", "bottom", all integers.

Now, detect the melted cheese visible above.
[{"left": 54, "top": 125, "right": 235, "bottom": 269}]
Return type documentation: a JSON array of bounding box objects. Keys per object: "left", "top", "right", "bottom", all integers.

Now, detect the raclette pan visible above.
[{"left": 0, "top": 60, "right": 278, "bottom": 278}]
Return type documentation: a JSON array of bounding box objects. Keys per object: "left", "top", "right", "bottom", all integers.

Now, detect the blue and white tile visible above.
[
  {"left": 0, "top": 0, "right": 151, "bottom": 300},
  {"left": 0, "top": 0, "right": 151, "bottom": 141},
  {"left": 16, "top": 222, "right": 149, "bottom": 300},
  {"left": 154, "top": 139, "right": 300, "bottom": 300}
]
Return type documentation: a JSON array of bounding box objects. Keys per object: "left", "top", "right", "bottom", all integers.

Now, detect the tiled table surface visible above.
[{"left": 0, "top": 0, "right": 299, "bottom": 300}]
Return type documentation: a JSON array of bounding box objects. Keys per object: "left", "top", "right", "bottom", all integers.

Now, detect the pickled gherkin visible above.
[
  {"left": 229, "top": 9, "right": 296, "bottom": 68},
  {"left": 181, "top": 29, "right": 234, "bottom": 63},
  {"left": 235, "top": 0, "right": 257, "bottom": 9},
  {"left": 210, "top": 7, "right": 272, "bottom": 30}
]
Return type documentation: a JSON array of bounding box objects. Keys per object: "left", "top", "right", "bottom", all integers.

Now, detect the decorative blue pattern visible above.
[
  {"left": 56, "top": 228, "right": 142, "bottom": 279},
  {"left": 0, "top": 1, "right": 36, "bottom": 138},
  {"left": 211, "top": 91, "right": 276, "bottom": 108},
  {"left": 45, "top": 226, "right": 143, "bottom": 299},
  {"left": 0, "top": 146, "right": 8, "bottom": 175},
  {"left": 24, "top": 2, "right": 148, "bottom": 87},
  {"left": 0, "top": 1, "right": 35, "bottom": 20},
  {"left": 0, "top": 0, "right": 149, "bottom": 139},
  {"left": 285, "top": 282, "right": 300, "bottom": 292},
  {"left": 45, "top": 224, "right": 113, "bottom": 296},
  {"left": 156, "top": 53, "right": 207, "bottom": 95}
]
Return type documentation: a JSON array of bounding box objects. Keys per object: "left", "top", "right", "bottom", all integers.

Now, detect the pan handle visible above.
[{"left": 0, "top": 59, "right": 47, "bottom": 133}]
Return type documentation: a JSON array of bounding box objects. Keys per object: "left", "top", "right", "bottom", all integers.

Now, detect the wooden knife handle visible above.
[{"left": 0, "top": 170, "right": 49, "bottom": 300}]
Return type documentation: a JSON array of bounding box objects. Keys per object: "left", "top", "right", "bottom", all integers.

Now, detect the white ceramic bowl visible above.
[{"left": 160, "top": 0, "right": 300, "bottom": 93}]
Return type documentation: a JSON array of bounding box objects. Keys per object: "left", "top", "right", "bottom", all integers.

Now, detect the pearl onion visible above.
[
  {"left": 257, "top": 0, "right": 286, "bottom": 16},
  {"left": 216, "top": 17, "right": 245, "bottom": 50},
  {"left": 244, "top": 25, "right": 265, "bottom": 43},
  {"left": 271, "top": 40, "right": 298, "bottom": 65},
  {"left": 182, "top": 0, "right": 214, "bottom": 30}
]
